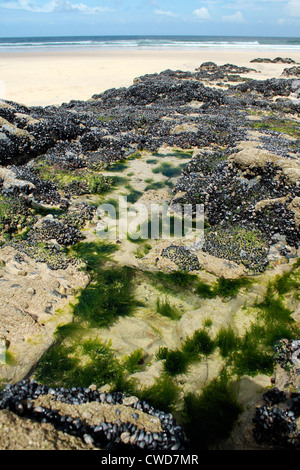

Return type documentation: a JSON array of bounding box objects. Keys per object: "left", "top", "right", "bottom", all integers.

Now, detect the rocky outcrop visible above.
[
  {"left": 250, "top": 57, "right": 297, "bottom": 64},
  {"left": 282, "top": 66, "right": 300, "bottom": 77},
  {"left": 0, "top": 64, "right": 299, "bottom": 451},
  {"left": 233, "top": 77, "right": 299, "bottom": 97},
  {"left": 0, "top": 409, "right": 95, "bottom": 450},
  {"left": 0, "top": 380, "right": 185, "bottom": 450},
  {"left": 172, "top": 142, "right": 299, "bottom": 272},
  {"left": 0, "top": 245, "right": 88, "bottom": 383},
  {"left": 195, "top": 61, "right": 257, "bottom": 74},
  {"left": 0, "top": 100, "right": 85, "bottom": 165}
]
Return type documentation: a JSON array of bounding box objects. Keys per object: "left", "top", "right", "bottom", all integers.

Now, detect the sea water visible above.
[{"left": 0, "top": 35, "right": 299, "bottom": 52}]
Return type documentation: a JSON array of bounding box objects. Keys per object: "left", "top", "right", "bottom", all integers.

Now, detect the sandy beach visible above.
[{"left": 1, "top": 49, "right": 300, "bottom": 107}]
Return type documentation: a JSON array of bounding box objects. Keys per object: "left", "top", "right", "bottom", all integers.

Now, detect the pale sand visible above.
[{"left": 0, "top": 49, "right": 300, "bottom": 107}]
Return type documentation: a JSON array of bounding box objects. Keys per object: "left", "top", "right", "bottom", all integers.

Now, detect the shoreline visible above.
[
  {"left": 0, "top": 48, "right": 300, "bottom": 107},
  {"left": 1, "top": 45, "right": 300, "bottom": 53}
]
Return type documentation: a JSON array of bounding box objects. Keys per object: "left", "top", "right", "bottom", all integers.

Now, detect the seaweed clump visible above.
[
  {"left": 182, "top": 374, "right": 242, "bottom": 450},
  {"left": 71, "top": 242, "right": 137, "bottom": 327},
  {"left": 34, "top": 338, "right": 124, "bottom": 390},
  {"left": 0, "top": 193, "right": 35, "bottom": 238}
]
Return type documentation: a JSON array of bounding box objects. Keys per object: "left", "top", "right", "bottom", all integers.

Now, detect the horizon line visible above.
[{"left": 0, "top": 34, "right": 300, "bottom": 40}]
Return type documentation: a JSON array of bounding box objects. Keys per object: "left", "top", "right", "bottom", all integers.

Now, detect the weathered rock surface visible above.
[
  {"left": 0, "top": 100, "right": 84, "bottom": 165},
  {"left": 195, "top": 61, "right": 257, "bottom": 75},
  {"left": 250, "top": 57, "right": 297, "bottom": 64},
  {"left": 0, "top": 381, "right": 185, "bottom": 450},
  {"left": 282, "top": 66, "right": 300, "bottom": 77},
  {"left": 0, "top": 245, "right": 88, "bottom": 383},
  {"left": 0, "top": 409, "right": 95, "bottom": 450}
]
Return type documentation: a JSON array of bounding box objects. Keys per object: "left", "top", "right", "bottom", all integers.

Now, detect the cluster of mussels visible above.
[
  {"left": 161, "top": 245, "right": 201, "bottom": 271},
  {"left": 0, "top": 101, "right": 86, "bottom": 166},
  {"left": 233, "top": 77, "right": 299, "bottom": 98},
  {"left": 0, "top": 189, "right": 96, "bottom": 270},
  {"left": 0, "top": 190, "right": 36, "bottom": 235},
  {"left": 44, "top": 141, "right": 86, "bottom": 170},
  {"left": 1, "top": 65, "right": 299, "bottom": 273},
  {"left": 134, "top": 62, "right": 256, "bottom": 85},
  {"left": 10, "top": 164, "right": 67, "bottom": 208},
  {"left": 173, "top": 140, "right": 299, "bottom": 271},
  {"left": 253, "top": 388, "right": 300, "bottom": 449},
  {"left": 193, "top": 61, "right": 257, "bottom": 82},
  {"left": 1, "top": 69, "right": 299, "bottom": 169},
  {"left": 258, "top": 134, "right": 300, "bottom": 158},
  {"left": 27, "top": 219, "right": 84, "bottom": 246},
  {"left": 0, "top": 380, "right": 186, "bottom": 451},
  {"left": 250, "top": 57, "right": 297, "bottom": 64},
  {"left": 5, "top": 240, "right": 78, "bottom": 270},
  {"left": 282, "top": 66, "right": 300, "bottom": 78},
  {"left": 202, "top": 227, "right": 269, "bottom": 272},
  {"left": 273, "top": 339, "right": 300, "bottom": 372},
  {"left": 2, "top": 203, "right": 96, "bottom": 270},
  {"left": 59, "top": 203, "right": 97, "bottom": 229}
]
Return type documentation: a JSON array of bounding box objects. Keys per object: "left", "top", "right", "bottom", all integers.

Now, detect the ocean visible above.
[{"left": 0, "top": 35, "right": 299, "bottom": 52}]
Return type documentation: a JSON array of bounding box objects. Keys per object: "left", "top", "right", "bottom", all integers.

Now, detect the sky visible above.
[{"left": 0, "top": 0, "right": 299, "bottom": 38}]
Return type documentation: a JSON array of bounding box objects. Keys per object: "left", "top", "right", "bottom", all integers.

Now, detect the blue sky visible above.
[{"left": 0, "top": 0, "right": 299, "bottom": 37}]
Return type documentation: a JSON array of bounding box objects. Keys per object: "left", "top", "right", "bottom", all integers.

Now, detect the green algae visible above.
[
  {"left": 163, "top": 350, "right": 189, "bottom": 376},
  {"left": 182, "top": 329, "right": 216, "bottom": 358},
  {"left": 0, "top": 194, "right": 35, "bottom": 238},
  {"left": 195, "top": 276, "right": 252, "bottom": 299},
  {"left": 152, "top": 150, "right": 193, "bottom": 160},
  {"left": 122, "top": 349, "right": 145, "bottom": 374},
  {"left": 215, "top": 327, "right": 241, "bottom": 359},
  {"left": 34, "top": 337, "right": 125, "bottom": 389},
  {"left": 144, "top": 181, "right": 165, "bottom": 191},
  {"left": 272, "top": 265, "right": 300, "bottom": 297},
  {"left": 250, "top": 118, "right": 300, "bottom": 138},
  {"left": 73, "top": 265, "right": 136, "bottom": 327},
  {"left": 134, "top": 243, "right": 152, "bottom": 259},
  {"left": 255, "top": 284, "right": 294, "bottom": 324},
  {"left": 124, "top": 184, "right": 143, "bottom": 204},
  {"left": 156, "top": 297, "right": 181, "bottom": 320},
  {"left": 182, "top": 373, "right": 242, "bottom": 449},
  {"left": 152, "top": 162, "right": 185, "bottom": 178},
  {"left": 67, "top": 241, "right": 137, "bottom": 327},
  {"left": 145, "top": 269, "right": 198, "bottom": 295},
  {"left": 138, "top": 376, "right": 180, "bottom": 414},
  {"left": 35, "top": 160, "right": 115, "bottom": 195}
]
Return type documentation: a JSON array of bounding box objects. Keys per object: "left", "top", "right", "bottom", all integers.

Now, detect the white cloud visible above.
[
  {"left": 1, "top": 0, "right": 54, "bottom": 12},
  {"left": 222, "top": 10, "right": 245, "bottom": 22},
  {"left": 193, "top": 7, "right": 210, "bottom": 19},
  {"left": 287, "top": 0, "right": 300, "bottom": 16},
  {"left": 69, "top": 2, "right": 112, "bottom": 14},
  {"left": 154, "top": 9, "right": 177, "bottom": 17},
  {"left": 0, "top": 0, "right": 114, "bottom": 14}
]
